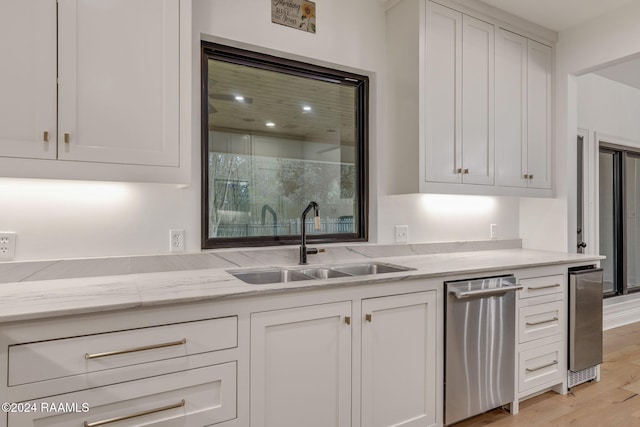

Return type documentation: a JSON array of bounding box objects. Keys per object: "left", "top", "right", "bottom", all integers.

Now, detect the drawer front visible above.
[
  {"left": 519, "top": 341, "right": 563, "bottom": 393},
  {"left": 9, "top": 316, "right": 237, "bottom": 386},
  {"left": 8, "top": 362, "right": 237, "bottom": 427},
  {"left": 519, "top": 301, "right": 563, "bottom": 343},
  {"left": 519, "top": 275, "right": 564, "bottom": 299}
]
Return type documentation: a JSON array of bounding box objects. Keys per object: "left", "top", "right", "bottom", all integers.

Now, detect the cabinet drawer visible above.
[
  {"left": 519, "top": 301, "right": 563, "bottom": 343},
  {"left": 519, "top": 275, "right": 564, "bottom": 299},
  {"left": 519, "top": 341, "right": 563, "bottom": 393},
  {"left": 9, "top": 316, "right": 237, "bottom": 386},
  {"left": 8, "top": 362, "right": 237, "bottom": 427}
]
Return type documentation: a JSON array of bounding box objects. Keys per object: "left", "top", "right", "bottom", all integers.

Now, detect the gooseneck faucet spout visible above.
[{"left": 300, "top": 201, "right": 320, "bottom": 265}]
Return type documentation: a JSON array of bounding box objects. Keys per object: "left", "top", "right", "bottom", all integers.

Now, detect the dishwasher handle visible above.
[{"left": 452, "top": 285, "right": 523, "bottom": 299}]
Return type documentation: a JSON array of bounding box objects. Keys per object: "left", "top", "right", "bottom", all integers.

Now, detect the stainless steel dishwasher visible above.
[{"left": 444, "top": 275, "right": 522, "bottom": 425}]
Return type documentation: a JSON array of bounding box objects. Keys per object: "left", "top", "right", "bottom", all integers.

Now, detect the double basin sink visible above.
[{"left": 230, "top": 261, "right": 414, "bottom": 285}]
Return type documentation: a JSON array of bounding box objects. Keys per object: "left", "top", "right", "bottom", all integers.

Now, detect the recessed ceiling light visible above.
[
  {"left": 235, "top": 95, "right": 245, "bottom": 102},
  {"left": 303, "top": 105, "right": 312, "bottom": 112},
  {"left": 266, "top": 122, "right": 275, "bottom": 127}
]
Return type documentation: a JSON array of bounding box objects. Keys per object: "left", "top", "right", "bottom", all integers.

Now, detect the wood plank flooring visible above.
[{"left": 453, "top": 322, "right": 640, "bottom": 426}]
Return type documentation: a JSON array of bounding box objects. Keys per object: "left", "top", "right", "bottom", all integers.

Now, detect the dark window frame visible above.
[
  {"left": 599, "top": 142, "right": 640, "bottom": 297},
  {"left": 201, "top": 42, "right": 369, "bottom": 249}
]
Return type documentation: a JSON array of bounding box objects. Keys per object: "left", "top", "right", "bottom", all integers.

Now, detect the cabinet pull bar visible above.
[
  {"left": 456, "top": 168, "right": 463, "bottom": 174},
  {"left": 365, "top": 314, "right": 372, "bottom": 322},
  {"left": 463, "top": 168, "right": 469, "bottom": 174},
  {"left": 84, "top": 399, "right": 186, "bottom": 427},
  {"left": 345, "top": 316, "right": 351, "bottom": 325},
  {"left": 84, "top": 338, "right": 186, "bottom": 360},
  {"left": 64, "top": 133, "right": 70, "bottom": 144},
  {"left": 43, "top": 131, "right": 49, "bottom": 142},
  {"left": 526, "top": 360, "right": 557, "bottom": 372},
  {"left": 529, "top": 283, "right": 561, "bottom": 290},
  {"left": 526, "top": 317, "right": 558, "bottom": 326}
]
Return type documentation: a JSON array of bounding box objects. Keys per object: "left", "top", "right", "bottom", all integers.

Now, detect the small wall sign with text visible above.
[{"left": 271, "top": 0, "right": 316, "bottom": 34}]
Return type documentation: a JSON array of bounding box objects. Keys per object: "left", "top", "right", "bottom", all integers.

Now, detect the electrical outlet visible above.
[
  {"left": 490, "top": 224, "right": 498, "bottom": 240},
  {"left": 394, "top": 225, "right": 409, "bottom": 244},
  {"left": 0, "top": 232, "right": 17, "bottom": 260},
  {"left": 169, "top": 229, "right": 185, "bottom": 253}
]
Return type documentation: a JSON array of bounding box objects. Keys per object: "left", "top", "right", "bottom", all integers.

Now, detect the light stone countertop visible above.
[{"left": 0, "top": 248, "right": 602, "bottom": 324}]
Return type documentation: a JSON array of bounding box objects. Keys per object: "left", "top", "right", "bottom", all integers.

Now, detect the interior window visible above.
[{"left": 201, "top": 42, "right": 368, "bottom": 248}]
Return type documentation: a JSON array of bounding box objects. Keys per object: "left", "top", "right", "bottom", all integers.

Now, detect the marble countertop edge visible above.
[{"left": 0, "top": 248, "right": 604, "bottom": 324}]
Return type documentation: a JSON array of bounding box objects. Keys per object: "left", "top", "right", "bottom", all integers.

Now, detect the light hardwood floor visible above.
[{"left": 453, "top": 322, "right": 640, "bottom": 426}]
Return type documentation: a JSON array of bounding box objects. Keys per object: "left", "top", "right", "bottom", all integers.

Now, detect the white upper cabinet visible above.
[
  {"left": 425, "top": 3, "right": 494, "bottom": 186},
  {"left": 527, "top": 40, "right": 553, "bottom": 190},
  {"left": 57, "top": 0, "right": 179, "bottom": 167},
  {"left": 461, "top": 15, "right": 495, "bottom": 186},
  {"left": 386, "top": 0, "right": 554, "bottom": 196},
  {"left": 0, "top": 0, "right": 57, "bottom": 160},
  {"left": 496, "top": 29, "right": 552, "bottom": 190},
  {"left": 0, "top": 0, "right": 189, "bottom": 183},
  {"left": 424, "top": 3, "right": 461, "bottom": 184}
]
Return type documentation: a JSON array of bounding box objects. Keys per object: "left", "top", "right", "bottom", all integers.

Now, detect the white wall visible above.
[
  {"left": 534, "top": 0, "right": 640, "bottom": 254},
  {"left": 578, "top": 74, "right": 640, "bottom": 140},
  {"left": 0, "top": 0, "right": 519, "bottom": 261}
]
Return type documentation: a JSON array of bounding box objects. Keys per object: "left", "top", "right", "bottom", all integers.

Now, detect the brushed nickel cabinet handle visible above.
[
  {"left": 84, "top": 338, "right": 186, "bottom": 360},
  {"left": 526, "top": 360, "right": 557, "bottom": 372},
  {"left": 84, "top": 399, "right": 186, "bottom": 427},
  {"left": 529, "top": 174, "right": 534, "bottom": 179},
  {"left": 463, "top": 168, "right": 469, "bottom": 174},
  {"left": 529, "top": 283, "right": 561, "bottom": 290},
  {"left": 365, "top": 314, "right": 372, "bottom": 322},
  {"left": 523, "top": 174, "right": 529, "bottom": 179},
  {"left": 456, "top": 168, "right": 463, "bottom": 174},
  {"left": 43, "top": 131, "right": 49, "bottom": 142},
  {"left": 526, "top": 317, "right": 558, "bottom": 326},
  {"left": 64, "top": 133, "right": 70, "bottom": 144},
  {"left": 345, "top": 316, "right": 351, "bottom": 325}
]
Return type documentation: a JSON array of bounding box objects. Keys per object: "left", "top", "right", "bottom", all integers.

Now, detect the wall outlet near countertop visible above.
[
  {"left": 169, "top": 229, "right": 185, "bottom": 253},
  {"left": 490, "top": 224, "right": 498, "bottom": 239},
  {"left": 395, "top": 225, "right": 409, "bottom": 244},
  {"left": 0, "top": 232, "right": 16, "bottom": 260}
]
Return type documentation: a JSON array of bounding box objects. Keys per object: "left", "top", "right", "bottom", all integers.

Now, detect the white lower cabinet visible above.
[
  {"left": 516, "top": 273, "right": 567, "bottom": 400},
  {"left": 1, "top": 312, "right": 239, "bottom": 427},
  {"left": 250, "top": 302, "right": 352, "bottom": 427},
  {"left": 8, "top": 363, "right": 237, "bottom": 427},
  {"left": 361, "top": 291, "right": 437, "bottom": 427}
]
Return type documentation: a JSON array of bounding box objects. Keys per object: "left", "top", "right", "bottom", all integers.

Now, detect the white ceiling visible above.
[{"left": 477, "top": 0, "right": 635, "bottom": 32}]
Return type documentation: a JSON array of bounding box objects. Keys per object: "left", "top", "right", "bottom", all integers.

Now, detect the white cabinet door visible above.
[
  {"left": 495, "top": 29, "right": 527, "bottom": 188},
  {"left": 461, "top": 15, "right": 494, "bottom": 185},
  {"left": 250, "top": 302, "right": 352, "bottom": 427},
  {"left": 57, "top": 0, "right": 180, "bottom": 166},
  {"left": 527, "top": 40, "right": 552, "bottom": 190},
  {"left": 425, "top": 2, "right": 462, "bottom": 184},
  {"left": 496, "top": 29, "right": 552, "bottom": 190},
  {"left": 425, "top": 3, "right": 493, "bottom": 186},
  {"left": 361, "top": 291, "right": 437, "bottom": 427},
  {"left": 0, "top": 0, "right": 57, "bottom": 159}
]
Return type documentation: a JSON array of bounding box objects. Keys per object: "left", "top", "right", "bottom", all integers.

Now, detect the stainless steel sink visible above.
[
  {"left": 230, "top": 269, "right": 312, "bottom": 285},
  {"left": 331, "top": 262, "right": 413, "bottom": 276},
  {"left": 296, "top": 268, "right": 352, "bottom": 279},
  {"left": 230, "top": 262, "right": 413, "bottom": 284}
]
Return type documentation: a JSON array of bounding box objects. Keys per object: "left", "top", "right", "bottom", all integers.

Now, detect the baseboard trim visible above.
[{"left": 603, "top": 293, "right": 640, "bottom": 330}]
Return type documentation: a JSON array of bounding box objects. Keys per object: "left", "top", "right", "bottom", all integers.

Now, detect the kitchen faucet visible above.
[{"left": 299, "top": 201, "right": 320, "bottom": 265}]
